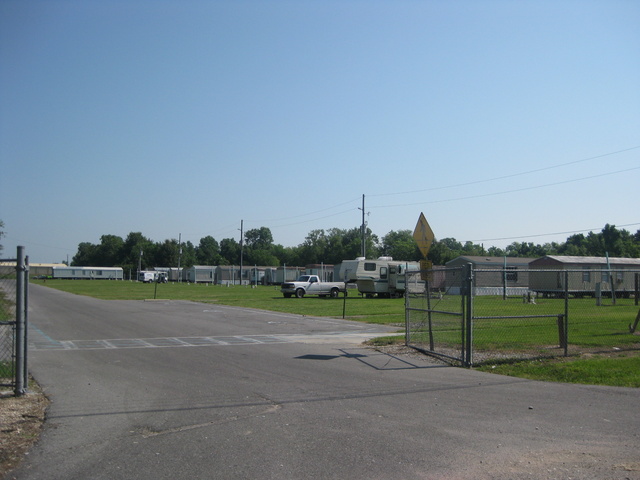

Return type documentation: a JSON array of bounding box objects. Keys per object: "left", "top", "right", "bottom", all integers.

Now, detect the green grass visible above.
[
  {"left": 0, "top": 360, "right": 14, "bottom": 380},
  {"left": 31, "top": 279, "right": 640, "bottom": 387},
  {"left": 476, "top": 353, "right": 640, "bottom": 388},
  {"left": 31, "top": 280, "right": 406, "bottom": 324}
]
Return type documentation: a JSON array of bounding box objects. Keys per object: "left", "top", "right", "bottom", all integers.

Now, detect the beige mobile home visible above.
[
  {"left": 445, "top": 256, "right": 536, "bottom": 295},
  {"left": 529, "top": 255, "right": 640, "bottom": 298}
]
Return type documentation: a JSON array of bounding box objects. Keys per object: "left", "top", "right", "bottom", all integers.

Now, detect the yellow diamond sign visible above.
[{"left": 413, "top": 212, "right": 434, "bottom": 258}]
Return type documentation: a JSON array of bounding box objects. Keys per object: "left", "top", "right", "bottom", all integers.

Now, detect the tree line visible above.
[{"left": 69, "top": 224, "right": 640, "bottom": 272}]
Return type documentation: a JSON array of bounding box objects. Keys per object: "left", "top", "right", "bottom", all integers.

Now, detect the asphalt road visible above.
[{"left": 12, "top": 284, "right": 640, "bottom": 479}]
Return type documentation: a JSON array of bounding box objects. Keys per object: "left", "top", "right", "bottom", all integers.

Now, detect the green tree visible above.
[
  {"left": 196, "top": 236, "right": 222, "bottom": 265},
  {"left": 297, "top": 229, "right": 329, "bottom": 265},
  {"left": 178, "top": 240, "right": 197, "bottom": 268},
  {"left": 380, "top": 230, "right": 421, "bottom": 261},
  {"left": 121, "top": 232, "right": 155, "bottom": 271},
  {"left": 244, "top": 227, "right": 274, "bottom": 251},
  {"left": 94, "top": 234, "right": 124, "bottom": 266},
  {"left": 244, "top": 227, "right": 277, "bottom": 265},
  {"left": 428, "top": 238, "right": 462, "bottom": 265},
  {"left": 72, "top": 242, "right": 98, "bottom": 266},
  {"left": 220, "top": 238, "right": 240, "bottom": 265},
  {"left": 505, "top": 242, "right": 546, "bottom": 258},
  {"left": 154, "top": 239, "right": 181, "bottom": 267}
]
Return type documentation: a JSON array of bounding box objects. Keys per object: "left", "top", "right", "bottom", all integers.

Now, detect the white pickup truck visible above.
[{"left": 281, "top": 275, "right": 346, "bottom": 298}]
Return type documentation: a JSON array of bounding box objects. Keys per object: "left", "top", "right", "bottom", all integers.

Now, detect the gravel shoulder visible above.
[{"left": 0, "top": 381, "right": 48, "bottom": 479}]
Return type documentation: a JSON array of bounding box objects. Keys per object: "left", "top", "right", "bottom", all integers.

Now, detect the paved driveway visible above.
[{"left": 12, "top": 284, "right": 640, "bottom": 479}]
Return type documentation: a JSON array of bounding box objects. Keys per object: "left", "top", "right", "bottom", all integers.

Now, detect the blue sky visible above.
[{"left": 1, "top": 0, "right": 639, "bottom": 263}]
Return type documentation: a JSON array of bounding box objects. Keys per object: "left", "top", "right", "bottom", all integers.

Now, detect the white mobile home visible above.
[
  {"left": 215, "top": 265, "right": 254, "bottom": 285},
  {"left": 52, "top": 266, "right": 123, "bottom": 280},
  {"left": 185, "top": 265, "right": 217, "bottom": 283},
  {"left": 305, "top": 264, "right": 335, "bottom": 282},
  {"left": 274, "top": 266, "right": 304, "bottom": 284},
  {"left": 263, "top": 268, "right": 278, "bottom": 285},
  {"left": 153, "top": 267, "right": 183, "bottom": 282}
]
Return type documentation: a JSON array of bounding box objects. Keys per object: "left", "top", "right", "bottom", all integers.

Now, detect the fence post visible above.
[
  {"left": 404, "top": 273, "right": 410, "bottom": 344},
  {"left": 426, "top": 272, "right": 434, "bottom": 351},
  {"left": 14, "top": 246, "right": 26, "bottom": 396},
  {"left": 564, "top": 270, "right": 569, "bottom": 356},
  {"left": 464, "top": 263, "right": 474, "bottom": 367},
  {"left": 556, "top": 314, "right": 568, "bottom": 355},
  {"left": 23, "top": 255, "right": 29, "bottom": 389}
]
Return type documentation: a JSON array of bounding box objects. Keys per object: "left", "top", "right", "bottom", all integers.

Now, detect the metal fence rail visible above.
[
  {"left": 0, "top": 246, "right": 29, "bottom": 395},
  {"left": 406, "top": 265, "right": 640, "bottom": 366}
]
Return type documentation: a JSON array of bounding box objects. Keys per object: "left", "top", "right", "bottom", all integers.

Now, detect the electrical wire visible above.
[
  {"left": 367, "top": 145, "right": 640, "bottom": 198},
  {"left": 467, "top": 222, "right": 640, "bottom": 244},
  {"left": 369, "top": 166, "right": 640, "bottom": 209}
]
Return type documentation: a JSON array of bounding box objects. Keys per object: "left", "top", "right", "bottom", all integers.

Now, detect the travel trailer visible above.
[{"left": 335, "top": 257, "right": 421, "bottom": 297}]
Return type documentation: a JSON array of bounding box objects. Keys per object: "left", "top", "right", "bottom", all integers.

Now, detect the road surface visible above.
[{"left": 12, "top": 284, "right": 640, "bottom": 479}]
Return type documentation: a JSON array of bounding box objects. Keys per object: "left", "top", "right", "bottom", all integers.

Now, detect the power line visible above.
[
  {"left": 369, "top": 166, "right": 640, "bottom": 209},
  {"left": 467, "top": 222, "right": 640, "bottom": 244},
  {"left": 368, "top": 145, "right": 640, "bottom": 198},
  {"left": 245, "top": 197, "right": 361, "bottom": 224}
]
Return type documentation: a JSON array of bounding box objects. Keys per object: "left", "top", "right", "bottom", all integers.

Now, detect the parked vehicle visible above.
[
  {"left": 281, "top": 275, "right": 346, "bottom": 298},
  {"left": 356, "top": 260, "right": 422, "bottom": 298},
  {"left": 138, "top": 271, "right": 167, "bottom": 283},
  {"left": 335, "top": 257, "right": 421, "bottom": 297}
]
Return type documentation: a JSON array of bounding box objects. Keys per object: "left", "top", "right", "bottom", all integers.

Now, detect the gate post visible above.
[{"left": 14, "top": 246, "right": 26, "bottom": 396}]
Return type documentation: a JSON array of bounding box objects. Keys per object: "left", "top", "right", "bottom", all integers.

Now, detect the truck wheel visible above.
[
  {"left": 330, "top": 288, "right": 339, "bottom": 298},
  {"left": 283, "top": 293, "right": 292, "bottom": 298},
  {"left": 295, "top": 288, "right": 305, "bottom": 298}
]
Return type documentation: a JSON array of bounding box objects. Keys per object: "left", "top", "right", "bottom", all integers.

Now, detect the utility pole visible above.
[
  {"left": 358, "top": 194, "right": 366, "bottom": 258},
  {"left": 177, "top": 233, "right": 182, "bottom": 283},
  {"left": 239, "top": 220, "right": 244, "bottom": 286}
]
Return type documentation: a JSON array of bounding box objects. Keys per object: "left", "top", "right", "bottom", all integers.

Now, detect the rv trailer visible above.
[{"left": 335, "top": 257, "right": 421, "bottom": 297}]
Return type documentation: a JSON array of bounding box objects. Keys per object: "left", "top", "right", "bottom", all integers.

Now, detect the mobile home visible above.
[
  {"left": 304, "top": 264, "right": 335, "bottom": 282},
  {"left": 274, "top": 266, "right": 304, "bottom": 284},
  {"left": 444, "top": 256, "right": 535, "bottom": 296},
  {"left": 185, "top": 265, "right": 216, "bottom": 283},
  {"left": 529, "top": 255, "right": 640, "bottom": 298},
  {"left": 215, "top": 265, "right": 254, "bottom": 285},
  {"left": 52, "top": 266, "right": 123, "bottom": 280}
]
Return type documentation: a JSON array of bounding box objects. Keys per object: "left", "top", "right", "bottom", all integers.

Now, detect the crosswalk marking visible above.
[{"left": 29, "top": 334, "right": 293, "bottom": 351}]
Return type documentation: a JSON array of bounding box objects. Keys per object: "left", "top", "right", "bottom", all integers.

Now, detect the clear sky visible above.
[{"left": 1, "top": 0, "right": 639, "bottom": 263}]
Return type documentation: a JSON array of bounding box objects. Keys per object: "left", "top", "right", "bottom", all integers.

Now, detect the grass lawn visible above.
[
  {"left": 475, "top": 352, "right": 640, "bottom": 388},
  {"left": 30, "top": 279, "right": 640, "bottom": 387}
]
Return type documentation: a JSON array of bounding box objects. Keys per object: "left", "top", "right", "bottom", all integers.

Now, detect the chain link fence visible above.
[
  {"left": 0, "top": 247, "right": 29, "bottom": 395},
  {"left": 406, "top": 265, "right": 640, "bottom": 366}
]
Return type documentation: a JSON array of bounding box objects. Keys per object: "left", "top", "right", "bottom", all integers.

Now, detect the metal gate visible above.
[{"left": 405, "top": 265, "right": 472, "bottom": 366}]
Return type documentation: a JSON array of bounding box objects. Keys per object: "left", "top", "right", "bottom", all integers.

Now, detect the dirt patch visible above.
[{"left": 0, "top": 381, "right": 48, "bottom": 479}]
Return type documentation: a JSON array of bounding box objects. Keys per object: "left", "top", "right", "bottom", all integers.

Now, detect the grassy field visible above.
[
  {"left": 32, "top": 279, "right": 407, "bottom": 324},
  {"left": 30, "top": 279, "right": 640, "bottom": 387}
]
